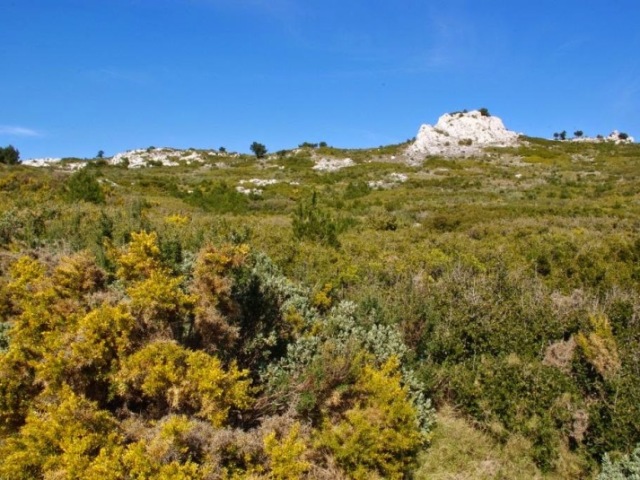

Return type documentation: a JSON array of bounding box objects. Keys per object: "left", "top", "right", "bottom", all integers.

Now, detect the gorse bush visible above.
[{"left": 0, "top": 230, "right": 430, "bottom": 478}]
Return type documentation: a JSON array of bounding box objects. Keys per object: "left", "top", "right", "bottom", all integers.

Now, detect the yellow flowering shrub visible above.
[
  {"left": 0, "top": 387, "right": 121, "bottom": 480},
  {"left": 264, "top": 422, "right": 310, "bottom": 480},
  {"left": 114, "top": 340, "right": 252, "bottom": 426},
  {"left": 127, "top": 269, "right": 196, "bottom": 337},
  {"left": 317, "top": 357, "right": 422, "bottom": 480},
  {"left": 109, "top": 230, "right": 164, "bottom": 282}
]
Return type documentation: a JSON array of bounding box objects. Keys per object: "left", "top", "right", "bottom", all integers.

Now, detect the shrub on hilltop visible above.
[{"left": 0, "top": 145, "right": 20, "bottom": 165}]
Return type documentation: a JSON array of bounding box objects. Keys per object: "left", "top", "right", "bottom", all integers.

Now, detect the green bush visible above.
[
  {"left": 291, "top": 192, "right": 340, "bottom": 248},
  {"left": 65, "top": 169, "right": 105, "bottom": 204},
  {"left": 446, "top": 355, "right": 581, "bottom": 470},
  {"left": 182, "top": 181, "right": 248, "bottom": 214},
  {"left": 0, "top": 145, "right": 20, "bottom": 165},
  {"left": 250, "top": 141, "right": 267, "bottom": 158},
  {"left": 598, "top": 444, "right": 640, "bottom": 479}
]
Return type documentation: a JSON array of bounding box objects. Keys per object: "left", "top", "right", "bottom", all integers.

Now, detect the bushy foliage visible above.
[
  {"left": 181, "top": 181, "right": 249, "bottom": 213},
  {"left": 113, "top": 340, "right": 251, "bottom": 425},
  {"left": 0, "top": 144, "right": 20, "bottom": 164},
  {"left": 292, "top": 192, "right": 340, "bottom": 247},
  {"left": 3, "top": 134, "right": 640, "bottom": 477},
  {"left": 264, "top": 422, "right": 310, "bottom": 479},
  {"left": 599, "top": 444, "right": 640, "bottom": 479},
  {"left": 65, "top": 168, "right": 105, "bottom": 204},
  {"left": 250, "top": 141, "right": 267, "bottom": 158},
  {"left": 0, "top": 231, "right": 431, "bottom": 478},
  {"left": 317, "top": 357, "right": 423, "bottom": 479}
]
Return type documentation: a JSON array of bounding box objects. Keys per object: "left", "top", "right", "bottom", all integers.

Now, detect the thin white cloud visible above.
[
  {"left": 553, "top": 37, "right": 589, "bottom": 57},
  {"left": 0, "top": 125, "right": 42, "bottom": 137},
  {"left": 83, "top": 68, "right": 151, "bottom": 85}
]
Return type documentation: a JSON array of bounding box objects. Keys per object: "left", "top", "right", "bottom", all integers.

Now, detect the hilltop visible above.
[
  {"left": 21, "top": 109, "right": 634, "bottom": 170},
  {"left": 406, "top": 109, "right": 520, "bottom": 161}
]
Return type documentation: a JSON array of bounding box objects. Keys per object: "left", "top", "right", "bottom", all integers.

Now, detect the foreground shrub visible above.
[
  {"left": 0, "top": 230, "right": 433, "bottom": 478},
  {"left": 317, "top": 357, "right": 423, "bottom": 479},
  {"left": 599, "top": 444, "right": 640, "bottom": 479}
]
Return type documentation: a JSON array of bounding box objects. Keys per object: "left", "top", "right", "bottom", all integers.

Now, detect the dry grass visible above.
[{"left": 414, "top": 405, "right": 592, "bottom": 480}]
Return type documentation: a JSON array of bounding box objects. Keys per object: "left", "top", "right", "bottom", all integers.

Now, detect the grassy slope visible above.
[{"left": 1, "top": 137, "right": 639, "bottom": 477}]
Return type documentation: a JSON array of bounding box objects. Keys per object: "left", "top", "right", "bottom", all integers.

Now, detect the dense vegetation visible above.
[{"left": 1, "top": 136, "right": 639, "bottom": 478}]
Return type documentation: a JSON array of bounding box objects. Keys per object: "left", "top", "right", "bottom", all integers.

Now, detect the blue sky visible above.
[{"left": 2, "top": 0, "right": 639, "bottom": 159}]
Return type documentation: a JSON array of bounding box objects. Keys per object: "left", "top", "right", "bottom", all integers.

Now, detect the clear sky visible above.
[{"left": 2, "top": 0, "right": 639, "bottom": 159}]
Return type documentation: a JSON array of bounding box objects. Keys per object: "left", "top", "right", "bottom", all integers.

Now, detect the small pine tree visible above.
[{"left": 574, "top": 130, "right": 584, "bottom": 138}]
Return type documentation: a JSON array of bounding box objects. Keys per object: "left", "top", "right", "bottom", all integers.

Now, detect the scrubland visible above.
[{"left": 1, "top": 137, "right": 639, "bottom": 478}]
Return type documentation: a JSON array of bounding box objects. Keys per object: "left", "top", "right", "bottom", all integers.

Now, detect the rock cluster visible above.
[
  {"left": 406, "top": 110, "right": 520, "bottom": 161},
  {"left": 570, "top": 130, "right": 635, "bottom": 144},
  {"left": 22, "top": 157, "right": 86, "bottom": 170},
  {"left": 312, "top": 157, "right": 354, "bottom": 172},
  {"left": 108, "top": 148, "right": 221, "bottom": 168}
]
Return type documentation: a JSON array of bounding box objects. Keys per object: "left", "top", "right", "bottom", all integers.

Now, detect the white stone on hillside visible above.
[
  {"left": 23, "top": 158, "right": 86, "bottom": 170},
  {"left": 607, "top": 131, "right": 634, "bottom": 143},
  {"left": 570, "top": 130, "right": 635, "bottom": 144},
  {"left": 313, "top": 157, "right": 354, "bottom": 172},
  {"left": 236, "top": 186, "right": 262, "bottom": 195},
  {"left": 109, "top": 148, "right": 219, "bottom": 168},
  {"left": 239, "top": 178, "right": 279, "bottom": 187},
  {"left": 406, "top": 110, "right": 520, "bottom": 161},
  {"left": 23, "top": 157, "right": 63, "bottom": 167},
  {"left": 368, "top": 172, "right": 408, "bottom": 189}
]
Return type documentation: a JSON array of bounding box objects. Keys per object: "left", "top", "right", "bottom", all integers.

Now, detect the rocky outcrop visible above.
[
  {"left": 406, "top": 110, "right": 520, "bottom": 161},
  {"left": 108, "top": 148, "right": 223, "bottom": 168},
  {"left": 570, "top": 130, "right": 635, "bottom": 144},
  {"left": 312, "top": 157, "right": 354, "bottom": 172},
  {"left": 22, "top": 158, "right": 86, "bottom": 170}
]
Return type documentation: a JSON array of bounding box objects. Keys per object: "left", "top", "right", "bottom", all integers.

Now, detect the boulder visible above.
[{"left": 406, "top": 110, "right": 520, "bottom": 161}]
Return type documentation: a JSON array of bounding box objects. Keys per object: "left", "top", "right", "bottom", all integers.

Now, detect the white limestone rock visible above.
[
  {"left": 23, "top": 158, "right": 86, "bottom": 170},
  {"left": 22, "top": 157, "right": 63, "bottom": 167},
  {"left": 109, "top": 148, "right": 219, "bottom": 168},
  {"left": 567, "top": 130, "right": 634, "bottom": 144},
  {"left": 606, "top": 130, "right": 634, "bottom": 144},
  {"left": 368, "top": 172, "right": 408, "bottom": 189},
  {"left": 406, "top": 110, "right": 520, "bottom": 162},
  {"left": 239, "top": 178, "right": 279, "bottom": 187},
  {"left": 313, "top": 157, "right": 354, "bottom": 172}
]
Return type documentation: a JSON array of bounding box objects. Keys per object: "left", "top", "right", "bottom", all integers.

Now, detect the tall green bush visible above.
[{"left": 65, "top": 168, "right": 105, "bottom": 204}]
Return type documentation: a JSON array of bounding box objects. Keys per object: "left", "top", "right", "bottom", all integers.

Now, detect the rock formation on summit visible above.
[
  {"left": 406, "top": 110, "right": 520, "bottom": 161},
  {"left": 570, "top": 130, "right": 635, "bottom": 144}
]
